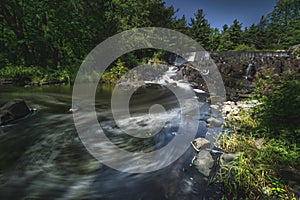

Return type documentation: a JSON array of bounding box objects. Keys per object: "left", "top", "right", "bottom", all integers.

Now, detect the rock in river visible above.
[
  {"left": 191, "top": 138, "right": 216, "bottom": 177},
  {"left": 0, "top": 99, "right": 31, "bottom": 125},
  {"left": 206, "top": 117, "right": 223, "bottom": 127},
  {"left": 191, "top": 138, "right": 211, "bottom": 152},
  {"left": 194, "top": 150, "right": 215, "bottom": 177}
]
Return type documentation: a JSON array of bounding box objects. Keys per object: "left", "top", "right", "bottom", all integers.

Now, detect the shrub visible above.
[
  {"left": 252, "top": 70, "right": 300, "bottom": 143},
  {"left": 233, "top": 44, "right": 257, "bottom": 52},
  {"left": 0, "top": 65, "right": 43, "bottom": 84},
  {"left": 218, "top": 68, "right": 300, "bottom": 199},
  {"left": 101, "top": 59, "right": 128, "bottom": 84},
  {"left": 46, "top": 68, "right": 71, "bottom": 84}
]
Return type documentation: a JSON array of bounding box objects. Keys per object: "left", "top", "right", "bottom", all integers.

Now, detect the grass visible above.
[
  {"left": 217, "top": 69, "right": 300, "bottom": 199},
  {"left": 219, "top": 135, "right": 299, "bottom": 199}
]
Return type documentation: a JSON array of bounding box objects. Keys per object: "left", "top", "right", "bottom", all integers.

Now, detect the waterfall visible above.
[
  {"left": 245, "top": 63, "right": 252, "bottom": 78},
  {"left": 145, "top": 66, "right": 206, "bottom": 94}
]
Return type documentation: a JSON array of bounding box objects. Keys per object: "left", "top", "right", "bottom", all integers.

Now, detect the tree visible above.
[
  {"left": 218, "top": 25, "right": 232, "bottom": 51},
  {"left": 218, "top": 20, "right": 243, "bottom": 51},
  {"left": 209, "top": 28, "right": 220, "bottom": 51},
  {"left": 229, "top": 19, "right": 243, "bottom": 49},
  {"left": 255, "top": 16, "right": 268, "bottom": 49},
  {"left": 189, "top": 9, "right": 211, "bottom": 50},
  {"left": 267, "top": 0, "right": 300, "bottom": 49},
  {"left": 0, "top": 0, "right": 32, "bottom": 66},
  {"left": 173, "top": 15, "right": 188, "bottom": 34},
  {"left": 0, "top": 0, "right": 178, "bottom": 69},
  {"left": 242, "top": 25, "right": 257, "bottom": 47}
]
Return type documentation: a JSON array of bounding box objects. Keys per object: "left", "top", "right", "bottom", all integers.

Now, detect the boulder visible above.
[
  {"left": 206, "top": 117, "right": 223, "bottom": 127},
  {"left": 194, "top": 150, "right": 215, "bottom": 177},
  {"left": 220, "top": 153, "right": 238, "bottom": 165},
  {"left": 0, "top": 99, "right": 31, "bottom": 125},
  {"left": 191, "top": 138, "right": 211, "bottom": 152}
]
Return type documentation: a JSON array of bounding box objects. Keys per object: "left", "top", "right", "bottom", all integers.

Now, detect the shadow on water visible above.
[{"left": 0, "top": 84, "right": 221, "bottom": 199}]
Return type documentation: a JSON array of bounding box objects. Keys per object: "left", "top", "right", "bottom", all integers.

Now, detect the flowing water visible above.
[{"left": 0, "top": 68, "right": 221, "bottom": 199}]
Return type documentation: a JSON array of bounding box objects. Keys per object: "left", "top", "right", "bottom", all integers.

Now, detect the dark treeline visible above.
[
  {"left": 0, "top": 0, "right": 175, "bottom": 68},
  {"left": 187, "top": 0, "right": 300, "bottom": 52},
  {"left": 0, "top": 0, "right": 299, "bottom": 76}
]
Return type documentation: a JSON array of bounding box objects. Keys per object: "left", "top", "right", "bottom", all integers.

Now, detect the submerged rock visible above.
[{"left": 0, "top": 99, "right": 31, "bottom": 125}]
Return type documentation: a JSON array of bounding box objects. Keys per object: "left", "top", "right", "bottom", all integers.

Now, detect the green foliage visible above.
[
  {"left": 218, "top": 19, "right": 243, "bottom": 51},
  {"left": 266, "top": 0, "right": 300, "bottom": 49},
  {"left": 0, "top": 65, "right": 75, "bottom": 85},
  {"left": 252, "top": 70, "right": 300, "bottom": 142},
  {"left": 233, "top": 44, "right": 257, "bottom": 52},
  {"left": 219, "top": 116, "right": 300, "bottom": 199},
  {"left": 218, "top": 68, "right": 300, "bottom": 199},
  {"left": 0, "top": 0, "right": 299, "bottom": 86},
  {"left": 291, "top": 48, "right": 300, "bottom": 57},
  {"left": 101, "top": 59, "right": 128, "bottom": 84},
  {"left": 209, "top": 28, "right": 221, "bottom": 51},
  {"left": 150, "top": 50, "right": 166, "bottom": 64},
  {"left": 0, "top": 0, "right": 176, "bottom": 75},
  {"left": 118, "top": 53, "right": 141, "bottom": 69},
  {"left": 187, "top": 0, "right": 300, "bottom": 51},
  {"left": 173, "top": 15, "right": 188, "bottom": 34},
  {"left": 0, "top": 65, "right": 43, "bottom": 84},
  {"left": 45, "top": 68, "right": 71, "bottom": 84},
  {"left": 188, "top": 9, "right": 211, "bottom": 49}
]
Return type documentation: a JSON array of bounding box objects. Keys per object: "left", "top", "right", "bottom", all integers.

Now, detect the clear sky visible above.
[{"left": 164, "top": 0, "right": 278, "bottom": 29}]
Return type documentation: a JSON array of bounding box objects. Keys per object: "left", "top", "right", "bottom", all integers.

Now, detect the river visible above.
[{"left": 0, "top": 78, "right": 221, "bottom": 199}]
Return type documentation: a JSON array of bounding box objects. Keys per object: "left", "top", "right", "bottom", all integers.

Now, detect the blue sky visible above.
[{"left": 164, "top": 0, "right": 277, "bottom": 29}]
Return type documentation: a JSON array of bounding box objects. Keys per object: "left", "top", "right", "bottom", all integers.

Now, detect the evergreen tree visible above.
[
  {"left": 218, "top": 24, "right": 233, "bottom": 51},
  {"left": 189, "top": 9, "right": 211, "bottom": 50},
  {"left": 267, "top": 0, "right": 300, "bottom": 49},
  {"left": 255, "top": 16, "right": 268, "bottom": 49},
  {"left": 229, "top": 19, "right": 243, "bottom": 49},
  {"left": 209, "top": 28, "right": 220, "bottom": 51},
  {"left": 173, "top": 15, "right": 188, "bottom": 34}
]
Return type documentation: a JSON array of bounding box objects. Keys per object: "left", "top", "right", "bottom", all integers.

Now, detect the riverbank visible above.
[
  {"left": 215, "top": 100, "right": 300, "bottom": 199},
  {"left": 1, "top": 57, "right": 299, "bottom": 199},
  {"left": 212, "top": 68, "right": 300, "bottom": 199}
]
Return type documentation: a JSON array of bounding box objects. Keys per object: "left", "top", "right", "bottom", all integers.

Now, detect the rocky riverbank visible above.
[
  {"left": 191, "top": 94, "right": 300, "bottom": 199},
  {"left": 191, "top": 99, "right": 262, "bottom": 178}
]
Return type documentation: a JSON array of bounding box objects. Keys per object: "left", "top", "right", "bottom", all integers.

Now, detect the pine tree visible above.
[
  {"left": 218, "top": 20, "right": 243, "bottom": 51},
  {"left": 229, "top": 19, "right": 243, "bottom": 49},
  {"left": 173, "top": 15, "right": 188, "bottom": 34},
  {"left": 267, "top": 0, "right": 300, "bottom": 49},
  {"left": 189, "top": 9, "right": 211, "bottom": 50}
]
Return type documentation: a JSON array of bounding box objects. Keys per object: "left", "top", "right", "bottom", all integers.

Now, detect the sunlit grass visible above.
[{"left": 218, "top": 107, "right": 300, "bottom": 199}]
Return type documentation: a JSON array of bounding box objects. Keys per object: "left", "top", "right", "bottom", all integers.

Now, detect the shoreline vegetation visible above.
[
  {"left": 1, "top": 0, "right": 300, "bottom": 87},
  {"left": 216, "top": 69, "right": 300, "bottom": 199}
]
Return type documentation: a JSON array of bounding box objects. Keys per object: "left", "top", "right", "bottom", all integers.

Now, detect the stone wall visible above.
[{"left": 179, "top": 53, "right": 300, "bottom": 100}]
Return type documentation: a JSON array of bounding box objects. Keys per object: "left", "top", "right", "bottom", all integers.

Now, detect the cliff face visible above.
[{"left": 178, "top": 53, "right": 300, "bottom": 100}]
